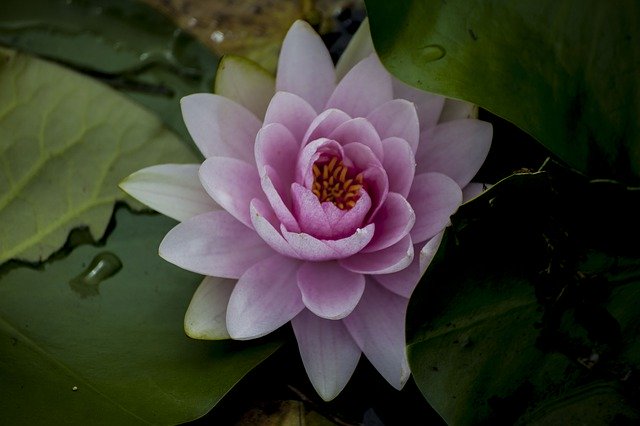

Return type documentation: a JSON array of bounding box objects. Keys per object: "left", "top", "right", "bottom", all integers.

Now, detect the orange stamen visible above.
[{"left": 311, "top": 156, "right": 365, "bottom": 210}]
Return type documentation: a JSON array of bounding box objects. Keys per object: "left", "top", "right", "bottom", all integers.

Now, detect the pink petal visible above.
[
  {"left": 343, "top": 279, "right": 411, "bottom": 390},
  {"left": 261, "top": 168, "right": 300, "bottom": 232},
  {"left": 362, "top": 193, "right": 415, "bottom": 253},
  {"left": 381, "top": 137, "right": 416, "bottom": 198},
  {"left": 119, "top": 164, "right": 219, "bottom": 222},
  {"left": 340, "top": 235, "right": 414, "bottom": 274},
  {"left": 255, "top": 122, "right": 299, "bottom": 184},
  {"left": 326, "top": 55, "right": 393, "bottom": 118},
  {"left": 296, "top": 138, "right": 343, "bottom": 187},
  {"left": 227, "top": 255, "right": 304, "bottom": 339},
  {"left": 199, "top": 157, "right": 263, "bottom": 228},
  {"left": 264, "top": 92, "right": 318, "bottom": 143},
  {"left": 250, "top": 199, "right": 299, "bottom": 258},
  {"left": 408, "top": 172, "right": 462, "bottom": 243},
  {"left": 439, "top": 99, "right": 477, "bottom": 122},
  {"left": 159, "top": 211, "right": 273, "bottom": 279},
  {"left": 373, "top": 232, "right": 444, "bottom": 298},
  {"left": 341, "top": 143, "right": 388, "bottom": 217},
  {"left": 367, "top": 99, "right": 419, "bottom": 153},
  {"left": 289, "top": 184, "right": 371, "bottom": 240},
  {"left": 292, "top": 310, "right": 361, "bottom": 401},
  {"left": 184, "top": 276, "right": 235, "bottom": 340},
  {"left": 303, "top": 108, "right": 351, "bottom": 145},
  {"left": 416, "top": 119, "right": 493, "bottom": 188},
  {"left": 291, "top": 183, "right": 332, "bottom": 239},
  {"left": 276, "top": 20, "right": 336, "bottom": 112},
  {"left": 181, "top": 94, "right": 260, "bottom": 163},
  {"left": 281, "top": 223, "right": 375, "bottom": 261},
  {"left": 392, "top": 78, "right": 445, "bottom": 132},
  {"left": 297, "top": 261, "right": 365, "bottom": 319},
  {"left": 328, "top": 118, "right": 384, "bottom": 160},
  {"left": 373, "top": 248, "right": 420, "bottom": 298},
  {"left": 322, "top": 190, "right": 372, "bottom": 239}
]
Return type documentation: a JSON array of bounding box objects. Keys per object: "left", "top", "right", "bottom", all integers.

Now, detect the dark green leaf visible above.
[
  {"left": 0, "top": 208, "right": 280, "bottom": 425},
  {"left": 365, "top": 0, "right": 640, "bottom": 184},
  {"left": 0, "top": 0, "right": 218, "bottom": 141},
  {"left": 0, "top": 48, "right": 198, "bottom": 263},
  {"left": 407, "top": 170, "right": 640, "bottom": 424}
]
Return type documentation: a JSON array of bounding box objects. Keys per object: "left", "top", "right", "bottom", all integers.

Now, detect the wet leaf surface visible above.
[{"left": 0, "top": 208, "right": 280, "bottom": 424}]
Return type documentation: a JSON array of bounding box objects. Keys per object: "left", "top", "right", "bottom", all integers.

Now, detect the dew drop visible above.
[
  {"left": 420, "top": 44, "right": 446, "bottom": 62},
  {"left": 69, "top": 252, "right": 122, "bottom": 298}
]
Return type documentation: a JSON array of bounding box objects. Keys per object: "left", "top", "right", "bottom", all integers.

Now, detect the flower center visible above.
[{"left": 312, "top": 156, "right": 364, "bottom": 210}]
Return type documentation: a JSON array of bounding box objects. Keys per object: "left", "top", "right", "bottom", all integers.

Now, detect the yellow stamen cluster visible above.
[{"left": 312, "top": 156, "right": 364, "bottom": 210}]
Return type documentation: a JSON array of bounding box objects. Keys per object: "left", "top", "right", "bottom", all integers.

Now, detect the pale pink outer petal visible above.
[
  {"left": 276, "top": 20, "right": 336, "bottom": 112},
  {"left": 184, "top": 276, "right": 235, "bottom": 340},
  {"left": 199, "top": 157, "right": 263, "bottom": 229},
  {"left": 374, "top": 231, "right": 445, "bottom": 298},
  {"left": 292, "top": 310, "right": 361, "bottom": 401},
  {"left": 418, "top": 230, "right": 445, "bottom": 274},
  {"left": 250, "top": 199, "right": 300, "bottom": 258},
  {"left": 362, "top": 192, "right": 415, "bottom": 253},
  {"left": 328, "top": 118, "right": 384, "bottom": 160},
  {"left": 367, "top": 99, "right": 419, "bottom": 153},
  {"left": 462, "top": 182, "right": 488, "bottom": 203},
  {"left": 227, "top": 254, "right": 304, "bottom": 340},
  {"left": 303, "top": 109, "right": 351, "bottom": 145},
  {"left": 439, "top": 99, "right": 478, "bottom": 122},
  {"left": 281, "top": 223, "right": 375, "bottom": 261},
  {"left": 181, "top": 94, "right": 260, "bottom": 164},
  {"left": 380, "top": 137, "right": 416, "bottom": 198},
  {"left": 297, "top": 261, "right": 365, "bottom": 320},
  {"left": 392, "top": 78, "right": 445, "bottom": 132},
  {"left": 408, "top": 172, "right": 462, "bottom": 244},
  {"left": 335, "top": 18, "right": 374, "bottom": 80},
  {"left": 326, "top": 55, "right": 393, "bottom": 118},
  {"left": 159, "top": 211, "right": 274, "bottom": 279},
  {"left": 343, "top": 279, "right": 411, "bottom": 390},
  {"left": 119, "top": 164, "right": 219, "bottom": 222},
  {"left": 340, "top": 235, "right": 414, "bottom": 274},
  {"left": 416, "top": 119, "right": 493, "bottom": 188},
  {"left": 255, "top": 123, "right": 299, "bottom": 185},
  {"left": 213, "top": 54, "right": 275, "bottom": 120},
  {"left": 263, "top": 92, "right": 318, "bottom": 143}
]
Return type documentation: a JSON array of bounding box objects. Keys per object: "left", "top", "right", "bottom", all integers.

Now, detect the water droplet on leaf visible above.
[
  {"left": 420, "top": 44, "right": 446, "bottom": 62},
  {"left": 69, "top": 252, "right": 122, "bottom": 298}
]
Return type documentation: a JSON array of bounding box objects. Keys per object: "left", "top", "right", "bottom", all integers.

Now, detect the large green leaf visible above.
[
  {"left": 407, "top": 170, "right": 640, "bottom": 424},
  {"left": 0, "top": 48, "right": 197, "bottom": 263},
  {"left": 365, "top": 0, "right": 640, "bottom": 184},
  {"left": 0, "top": 0, "right": 218, "bottom": 140},
  {"left": 0, "top": 208, "right": 280, "bottom": 424}
]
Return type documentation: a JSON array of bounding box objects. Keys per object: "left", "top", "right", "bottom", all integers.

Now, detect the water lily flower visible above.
[{"left": 120, "top": 19, "right": 492, "bottom": 401}]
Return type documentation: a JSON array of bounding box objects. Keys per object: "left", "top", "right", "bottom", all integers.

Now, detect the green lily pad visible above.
[
  {"left": 407, "top": 171, "right": 640, "bottom": 424},
  {"left": 0, "top": 208, "right": 280, "bottom": 424},
  {"left": 0, "top": 48, "right": 197, "bottom": 263},
  {"left": 0, "top": 0, "right": 218, "bottom": 141},
  {"left": 365, "top": 0, "right": 640, "bottom": 184}
]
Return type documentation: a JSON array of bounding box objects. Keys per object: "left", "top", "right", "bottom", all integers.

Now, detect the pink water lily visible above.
[{"left": 121, "top": 19, "right": 492, "bottom": 400}]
